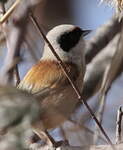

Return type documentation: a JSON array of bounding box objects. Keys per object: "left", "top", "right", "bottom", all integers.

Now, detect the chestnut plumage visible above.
[{"left": 18, "top": 24, "right": 89, "bottom": 147}]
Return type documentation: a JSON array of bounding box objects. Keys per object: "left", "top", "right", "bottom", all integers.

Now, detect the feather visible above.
[{"left": 18, "top": 60, "right": 79, "bottom": 94}]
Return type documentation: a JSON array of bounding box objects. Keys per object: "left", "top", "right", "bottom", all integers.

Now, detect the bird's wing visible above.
[{"left": 18, "top": 61, "right": 79, "bottom": 95}]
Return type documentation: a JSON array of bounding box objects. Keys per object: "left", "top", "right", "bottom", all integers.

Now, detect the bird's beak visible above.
[{"left": 82, "top": 30, "right": 92, "bottom": 36}]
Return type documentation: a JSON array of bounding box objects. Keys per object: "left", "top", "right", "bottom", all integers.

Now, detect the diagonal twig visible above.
[
  {"left": 14, "top": 64, "right": 20, "bottom": 86},
  {"left": 93, "top": 65, "right": 110, "bottom": 144},
  {"left": 116, "top": 106, "right": 123, "bottom": 144},
  {"left": 29, "top": 13, "right": 115, "bottom": 149},
  {"left": 68, "top": 119, "right": 107, "bottom": 143},
  {"left": 0, "top": 0, "right": 21, "bottom": 24}
]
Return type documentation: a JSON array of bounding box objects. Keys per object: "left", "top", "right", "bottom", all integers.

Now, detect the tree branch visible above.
[{"left": 85, "top": 16, "right": 122, "bottom": 64}]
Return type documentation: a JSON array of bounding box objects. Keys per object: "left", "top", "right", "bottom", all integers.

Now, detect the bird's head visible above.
[{"left": 42, "top": 24, "right": 90, "bottom": 65}]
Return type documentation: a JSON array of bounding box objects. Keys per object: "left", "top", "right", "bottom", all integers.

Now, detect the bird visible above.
[{"left": 18, "top": 24, "right": 90, "bottom": 147}]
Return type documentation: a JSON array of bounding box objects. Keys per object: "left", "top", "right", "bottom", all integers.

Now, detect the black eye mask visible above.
[{"left": 57, "top": 28, "right": 83, "bottom": 52}]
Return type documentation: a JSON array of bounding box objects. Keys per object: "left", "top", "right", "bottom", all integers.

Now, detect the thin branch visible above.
[
  {"left": 116, "top": 106, "right": 123, "bottom": 144},
  {"left": 14, "top": 65, "right": 20, "bottom": 86},
  {"left": 93, "top": 66, "right": 110, "bottom": 144},
  {"left": 29, "top": 13, "right": 115, "bottom": 149},
  {"left": 0, "top": 0, "right": 21, "bottom": 24},
  {"left": 68, "top": 119, "right": 107, "bottom": 143},
  {"left": 0, "top": 0, "right": 45, "bottom": 25}
]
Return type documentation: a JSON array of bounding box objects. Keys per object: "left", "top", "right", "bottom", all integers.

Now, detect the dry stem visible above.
[{"left": 116, "top": 106, "right": 123, "bottom": 144}]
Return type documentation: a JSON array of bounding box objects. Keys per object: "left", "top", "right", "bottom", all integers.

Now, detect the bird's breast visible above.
[{"left": 18, "top": 60, "right": 83, "bottom": 130}]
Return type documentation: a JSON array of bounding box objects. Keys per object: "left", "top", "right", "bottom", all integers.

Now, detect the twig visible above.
[
  {"left": 29, "top": 13, "right": 115, "bottom": 149},
  {"left": 14, "top": 64, "right": 20, "bottom": 86},
  {"left": 0, "top": 0, "right": 44, "bottom": 25},
  {"left": 93, "top": 65, "right": 110, "bottom": 144},
  {"left": 0, "top": 0, "right": 21, "bottom": 24},
  {"left": 68, "top": 119, "right": 107, "bottom": 143},
  {"left": 116, "top": 106, "right": 123, "bottom": 144}
]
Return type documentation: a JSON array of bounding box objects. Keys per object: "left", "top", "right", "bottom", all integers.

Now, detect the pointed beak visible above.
[{"left": 82, "top": 30, "right": 92, "bottom": 36}]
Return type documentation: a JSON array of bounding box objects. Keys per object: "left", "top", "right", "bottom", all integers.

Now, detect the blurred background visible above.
[{"left": 1, "top": 0, "right": 123, "bottom": 148}]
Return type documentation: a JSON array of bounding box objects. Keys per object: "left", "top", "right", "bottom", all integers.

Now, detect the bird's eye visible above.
[{"left": 58, "top": 28, "right": 82, "bottom": 52}]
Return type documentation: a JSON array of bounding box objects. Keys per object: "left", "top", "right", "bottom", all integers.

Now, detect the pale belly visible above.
[{"left": 33, "top": 85, "right": 79, "bottom": 130}]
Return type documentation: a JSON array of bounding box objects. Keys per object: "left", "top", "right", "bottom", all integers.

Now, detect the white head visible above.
[{"left": 42, "top": 24, "right": 90, "bottom": 65}]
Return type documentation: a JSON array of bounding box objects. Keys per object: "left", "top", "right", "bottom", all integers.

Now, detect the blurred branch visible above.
[
  {"left": 0, "top": 1, "right": 28, "bottom": 85},
  {"left": 14, "top": 65, "right": 20, "bottom": 86},
  {"left": 0, "top": 0, "right": 44, "bottom": 24},
  {"left": 22, "top": 144, "right": 123, "bottom": 150},
  {"left": 0, "top": 0, "right": 44, "bottom": 85},
  {"left": 82, "top": 31, "right": 123, "bottom": 101},
  {"left": 93, "top": 66, "right": 109, "bottom": 144},
  {"left": 68, "top": 119, "right": 107, "bottom": 143},
  {"left": 85, "top": 16, "right": 122, "bottom": 64},
  {"left": 0, "top": 86, "right": 41, "bottom": 150},
  {"left": 116, "top": 106, "right": 123, "bottom": 144},
  {"left": 80, "top": 14, "right": 123, "bottom": 102},
  {"left": 0, "top": 0, "right": 21, "bottom": 24},
  {"left": 0, "top": 1, "right": 21, "bottom": 86},
  {"left": 78, "top": 33, "right": 123, "bottom": 127},
  {"left": 93, "top": 19, "right": 123, "bottom": 144},
  {"left": 83, "top": 39, "right": 115, "bottom": 100},
  {"left": 57, "top": 144, "right": 123, "bottom": 150},
  {"left": 101, "top": 0, "right": 123, "bottom": 13},
  {"left": 97, "top": 21, "right": 123, "bottom": 96}
]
